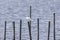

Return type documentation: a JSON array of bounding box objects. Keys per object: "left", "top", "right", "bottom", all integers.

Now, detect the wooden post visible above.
[
  {"left": 27, "top": 6, "right": 32, "bottom": 40},
  {"left": 37, "top": 18, "right": 39, "bottom": 40},
  {"left": 30, "top": 6, "right": 32, "bottom": 18},
  {"left": 53, "top": 13, "right": 55, "bottom": 40},
  {"left": 12, "top": 21, "right": 15, "bottom": 40},
  {"left": 28, "top": 21, "right": 32, "bottom": 40},
  {"left": 19, "top": 19, "right": 22, "bottom": 40},
  {"left": 47, "top": 21, "right": 50, "bottom": 40},
  {"left": 4, "top": 21, "right": 7, "bottom": 40}
]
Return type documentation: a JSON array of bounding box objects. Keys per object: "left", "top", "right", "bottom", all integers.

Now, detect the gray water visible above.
[{"left": 0, "top": 0, "right": 60, "bottom": 40}]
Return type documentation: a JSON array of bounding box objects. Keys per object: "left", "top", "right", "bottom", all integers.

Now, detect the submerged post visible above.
[
  {"left": 53, "top": 13, "right": 55, "bottom": 40},
  {"left": 37, "top": 18, "right": 39, "bottom": 40},
  {"left": 47, "top": 21, "right": 50, "bottom": 40},
  {"left": 19, "top": 19, "right": 22, "bottom": 40},
  {"left": 4, "top": 21, "right": 7, "bottom": 40},
  {"left": 12, "top": 21, "right": 15, "bottom": 40}
]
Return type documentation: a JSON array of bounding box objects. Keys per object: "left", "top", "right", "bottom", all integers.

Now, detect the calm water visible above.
[{"left": 0, "top": 0, "right": 60, "bottom": 40}]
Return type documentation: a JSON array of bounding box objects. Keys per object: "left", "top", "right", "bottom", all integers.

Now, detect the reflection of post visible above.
[
  {"left": 27, "top": 21, "right": 32, "bottom": 40},
  {"left": 47, "top": 21, "right": 50, "bottom": 40},
  {"left": 12, "top": 21, "right": 15, "bottom": 40},
  {"left": 37, "top": 18, "right": 39, "bottom": 40},
  {"left": 53, "top": 13, "right": 55, "bottom": 40},
  {"left": 19, "top": 19, "right": 22, "bottom": 40},
  {"left": 4, "top": 21, "right": 7, "bottom": 40}
]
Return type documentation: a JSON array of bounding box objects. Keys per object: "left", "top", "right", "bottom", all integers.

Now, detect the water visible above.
[{"left": 0, "top": 0, "right": 60, "bottom": 40}]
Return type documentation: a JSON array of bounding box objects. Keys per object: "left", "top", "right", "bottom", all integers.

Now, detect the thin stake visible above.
[
  {"left": 19, "top": 19, "right": 22, "bottom": 40},
  {"left": 28, "top": 21, "right": 32, "bottom": 40},
  {"left": 4, "top": 21, "right": 7, "bottom": 40},
  {"left": 12, "top": 21, "right": 15, "bottom": 40},
  {"left": 30, "top": 6, "right": 32, "bottom": 18},
  {"left": 37, "top": 18, "right": 39, "bottom": 40},
  {"left": 47, "top": 21, "right": 50, "bottom": 40},
  {"left": 53, "top": 13, "right": 55, "bottom": 40}
]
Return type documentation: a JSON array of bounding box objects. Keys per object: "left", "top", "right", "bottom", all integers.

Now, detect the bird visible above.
[{"left": 26, "top": 16, "right": 31, "bottom": 22}]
